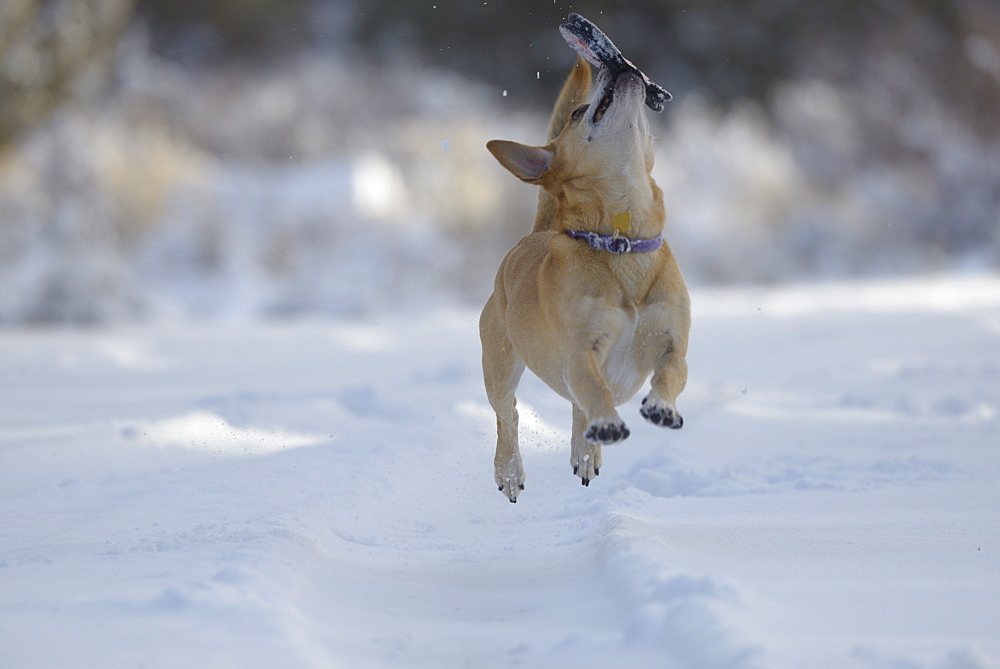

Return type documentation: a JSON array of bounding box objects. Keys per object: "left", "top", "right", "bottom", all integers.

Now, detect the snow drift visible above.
[{"left": 1, "top": 275, "right": 998, "bottom": 667}]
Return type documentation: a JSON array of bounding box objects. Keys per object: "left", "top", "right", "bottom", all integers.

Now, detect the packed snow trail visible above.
[{"left": 1, "top": 275, "right": 999, "bottom": 668}]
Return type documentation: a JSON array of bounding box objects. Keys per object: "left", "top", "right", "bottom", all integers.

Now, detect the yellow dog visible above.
[{"left": 480, "top": 15, "right": 690, "bottom": 502}]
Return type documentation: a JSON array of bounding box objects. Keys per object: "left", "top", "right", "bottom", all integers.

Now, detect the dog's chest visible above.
[{"left": 602, "top": 313, "right": 649, "bottom": 402}]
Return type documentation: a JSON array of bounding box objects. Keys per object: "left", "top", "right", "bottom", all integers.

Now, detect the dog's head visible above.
[
  {"left": 487, "top": 13, "right": 669, "bottom": 227},
  {"left": 487, "top": 59, "right": 657, "bottom": 220},
  {"left": 555, "top": 60, "right": 655, "bottom": 183}
]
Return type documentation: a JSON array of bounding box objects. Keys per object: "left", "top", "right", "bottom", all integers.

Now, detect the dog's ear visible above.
[
  {"left": 547, "top": 57, "right": 591, "bottom": 142},
  {"left": 486, "top": 140, "right": 553, "bottom": 183}
]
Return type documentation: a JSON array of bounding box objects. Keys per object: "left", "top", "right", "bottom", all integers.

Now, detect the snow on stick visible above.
[{"left": 559, "top": 12, "right": 671, "bottom": 112}]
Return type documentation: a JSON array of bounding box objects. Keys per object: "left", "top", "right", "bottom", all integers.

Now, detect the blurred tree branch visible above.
[{"left": 0, "top": 0, "right": 134, "bottom": 151}]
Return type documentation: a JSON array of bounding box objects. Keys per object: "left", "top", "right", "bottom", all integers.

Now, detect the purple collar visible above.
[{"left": 565, "top": 229, "right": 663, "bottom": 254}]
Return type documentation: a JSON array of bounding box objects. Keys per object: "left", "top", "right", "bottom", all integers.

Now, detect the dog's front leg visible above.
[
  {"left": 639, "top": 308, "right": 689, "bottom": 430},
  {"left": 570, "top": 405, "right": 603, "bottom": 485},
  {"left": 565, "top": 326, "right": 630, "bottom": 446},
  {"left": 641, "top": 359, "right": 687, "bottom": 429}
]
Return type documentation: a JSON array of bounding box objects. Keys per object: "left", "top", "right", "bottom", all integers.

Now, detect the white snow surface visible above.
[{"left": 1, "top": 274, "right": 999, "bottom": 668}]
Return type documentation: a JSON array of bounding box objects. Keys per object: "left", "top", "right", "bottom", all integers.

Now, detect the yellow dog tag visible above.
[{"left": 612, "top": 211, "right": 631, "bottom": 236}]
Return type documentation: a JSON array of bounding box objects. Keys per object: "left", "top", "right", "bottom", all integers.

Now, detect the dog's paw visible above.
[
  {"left": 498, "top": 477, "right": 525, "bottom": 503},
  {"left": 584, "top": 417, "right": 630, "bottom": 445},
  {"left": 640, "top": 395, "right": 684, "bottom": 429},
  {"left": 495, "top": 459, "right": 526, "bottom": 503},
  {"left": 572, "top": 452, "right": 601, "bottom": 487}
]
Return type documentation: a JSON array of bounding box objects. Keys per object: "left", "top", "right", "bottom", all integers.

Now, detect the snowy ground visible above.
[{"left": 1, "top": 274, "right": 998, "bottom": 668}]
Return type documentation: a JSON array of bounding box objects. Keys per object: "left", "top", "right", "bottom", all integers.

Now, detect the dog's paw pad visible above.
[
  {"left": 585, "top": 419, "right": 630, "bottom": 445},
  {"left": 640, "top": 397, "right": 684, "bottom": 429}
]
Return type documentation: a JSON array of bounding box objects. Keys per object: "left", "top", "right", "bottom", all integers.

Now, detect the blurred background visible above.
[{"left": 1, "top": 0, "right": 998, "bottom": 324}]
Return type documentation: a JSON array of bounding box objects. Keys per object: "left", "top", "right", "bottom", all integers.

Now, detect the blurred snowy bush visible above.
[
  {"left": 0, "top": 9, "right": 998, "bottom": 323},
  {"left": 0, "top": 0, "right": 133, "bottom": 147},
  {"left": 0, "top": 29, "right": 537, "bottom": 322},
  {"left": 660, "top": 71, "right": 1000, "bottom": 283}
]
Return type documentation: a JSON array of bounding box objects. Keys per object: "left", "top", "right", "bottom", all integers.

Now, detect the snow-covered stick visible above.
[{"left": 559, "top": 12, "right": 671, "bottom": 112}]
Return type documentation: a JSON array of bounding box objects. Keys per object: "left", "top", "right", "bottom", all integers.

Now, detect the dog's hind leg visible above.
[
  {"left": 487, "top": 350, "right": 526, "bottom": 502},
  {"left": 571, "top": 404, "right": 603, "bottom": 486},
  {"left": 480, "top": 300, "right": 527, "bottom": 502}
]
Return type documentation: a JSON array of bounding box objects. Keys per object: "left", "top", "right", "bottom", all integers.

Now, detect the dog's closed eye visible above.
[{"left": 571, "top": 104, "right": 590, "bottom": 122}]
